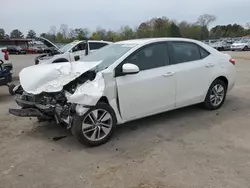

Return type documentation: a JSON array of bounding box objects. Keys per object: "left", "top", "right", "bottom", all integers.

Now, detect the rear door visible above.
[{"left": 168, "top": 41, "right": 216, "bottom": 107}]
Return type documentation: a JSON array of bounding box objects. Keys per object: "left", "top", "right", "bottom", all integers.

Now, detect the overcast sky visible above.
[{"left": 1, "top": 0, "right": 250, "bottom": 35}]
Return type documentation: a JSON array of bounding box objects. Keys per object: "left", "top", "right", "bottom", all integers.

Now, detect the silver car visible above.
[{"left": 231, "top": 39, "right": 250, "bottom": 51}]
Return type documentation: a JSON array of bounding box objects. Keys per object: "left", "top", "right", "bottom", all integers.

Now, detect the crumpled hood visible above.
[{"left": 19, "top": 61, "right": 102, "bottom": 94}]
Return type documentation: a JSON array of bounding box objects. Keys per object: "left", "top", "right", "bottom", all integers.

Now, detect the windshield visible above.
[
  {"left": 81, "top": 43, "right": 137, "bottom": 71},
  {"left": 59, "top": 42, "right": 77, "bottom": 53}
]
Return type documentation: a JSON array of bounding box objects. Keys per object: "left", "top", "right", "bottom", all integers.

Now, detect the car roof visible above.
[
  {"left": 115, "top": 37, "right": 201, "bottom": 45},
  {"left": 73, "top": 40, "right": 112, "bottom": 45}
]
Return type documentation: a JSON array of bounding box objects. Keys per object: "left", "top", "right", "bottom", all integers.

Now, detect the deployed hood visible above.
[
  {"left": 19, "top": 61, "right": 102, "bottom": 94},
  {"left": 35, "top": 37, "right": 59, "bottom": 50}
]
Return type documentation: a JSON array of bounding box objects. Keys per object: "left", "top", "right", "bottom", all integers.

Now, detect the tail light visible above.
[
  {"left": 1, "top": 49, "right": 9, "bottom": 61},
  {"left": 229, "top": 58, "right": 235, "bottom": 65}
]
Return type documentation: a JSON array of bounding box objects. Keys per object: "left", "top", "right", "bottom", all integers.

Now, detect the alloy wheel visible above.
[
  {"left": 82, "top": 109, "right": 113, "bottom": 141},
  {"left": 210, "top": 84, "right": 225, "bottom": 107}
]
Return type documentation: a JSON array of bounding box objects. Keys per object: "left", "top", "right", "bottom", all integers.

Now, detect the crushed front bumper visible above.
[{"left": 9, "top": 108, "right": 51, "bottom": 119}]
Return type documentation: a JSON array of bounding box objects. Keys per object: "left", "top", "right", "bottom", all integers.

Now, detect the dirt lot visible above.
[{"left": 1, "top": 53, "right": 250, "bottom": 188}]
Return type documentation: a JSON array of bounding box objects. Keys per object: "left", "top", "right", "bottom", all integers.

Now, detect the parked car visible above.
[
  {"left": 210, "top": 41, "right": 231, "bottom": 51},
  {"left": 0, "top": 60, "right": 15, "bottom": 95},
  {"left": 34, "top": 37, "right": 112, "bottom": 65},
  {"left": 231, "top": 38, "right": 250, "bottom": 51},
  {"left": 9, "top": 38, "right": 236, "bottom": 147},
  {"left": 0, "top": 47, "right": 13, "bottom": 71},
  {"left": 25, "top": 47, "right": 38, "bottom": 54},
  {"left": 32, "top": 47, "right": 44, "bottom": 54},
  {"left": 7, "top": 46, "right": 27, "bottom": 54}
]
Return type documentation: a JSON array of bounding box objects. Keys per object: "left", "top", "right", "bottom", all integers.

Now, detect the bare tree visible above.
[
  {"left": 49, "top": 26, "right": 56, "bottom": 41},
  {"left": 197, "top": 14, "right": 216, "bottom": 39},
  {"left": 246, "top": 22, "right": 250, "bottom": 29},
  {"left": 197, "top": 14, "right": 216, "bottom": 27},
  {"left": 60, "top": 24, "right": 68, "bottom": 39}
]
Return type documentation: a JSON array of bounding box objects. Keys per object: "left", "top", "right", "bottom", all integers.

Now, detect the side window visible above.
[
  {"left": 171, "top": 42, "right": 201, "bottom": 64},
  {"left": 124, "top": 43, "right": 169, "bottom": 71},
  {"left": 199, "top": 47, "right": 210, "bottom": 59},
  {"left": 72, "top": 42, "right": 86, "bottom": 52},
  {"left": 89, "top": 42, "right": 108, "bottom": 50}
]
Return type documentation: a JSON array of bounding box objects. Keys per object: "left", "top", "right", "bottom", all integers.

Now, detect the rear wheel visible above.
[
  {"left": 72, "top": 102, "right": 117, "bottom": 147},
  {"left": 243, "top": 46, "right": 248, "bottom": 51},
  {"left": 203, "top": 79, "right": 227, "bottom": 110}
]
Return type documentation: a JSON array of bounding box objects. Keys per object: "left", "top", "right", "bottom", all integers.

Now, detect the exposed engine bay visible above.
[{"left": 9, "top": 69, "right": 101, "bottom": 129}]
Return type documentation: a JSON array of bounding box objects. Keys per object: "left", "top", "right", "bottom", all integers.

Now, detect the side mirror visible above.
[{"left": 122, "top": 63, "right": 139, "bottom": 75}]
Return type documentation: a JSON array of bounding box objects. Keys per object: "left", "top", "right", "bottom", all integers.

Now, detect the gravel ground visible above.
[{"left": 0, "top": 53, "right": 250, "bottom": 188}]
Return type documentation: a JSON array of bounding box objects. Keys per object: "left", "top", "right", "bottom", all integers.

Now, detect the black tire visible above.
[
  {"left": 221, "top": 47, "right": 224, "bottom": 51},
  {"left": 243, "top": 46, "right": 248, "bottom": 51},
  {"left": 203, "top": 79, "right": 227, "bottom": 110},
  {"left": 8, "top": 84, "right": 16, "bottom": 95},
  {"left": 72, "top": 102, "right": 117, "bottom": 147}
]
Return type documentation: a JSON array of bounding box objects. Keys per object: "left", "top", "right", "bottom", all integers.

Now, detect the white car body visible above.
[
  {"left": 231, "top": 39, "right": 250, "bottom": 51},
  {"left": 0, "top": 47, "right": 12, "bottom": 71},
  {"left": 210, "top": 41, "right": 231, "bottom": 51},
  {"left": 35, "top": 39, "right": 112, "bottom": 64},
  {"left": 10, "top": 38, "right": 236, "bottom": 146}
]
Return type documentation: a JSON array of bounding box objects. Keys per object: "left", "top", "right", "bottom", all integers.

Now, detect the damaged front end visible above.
[
  {"left": 9, "top": 62, "right": 105, "bottom": 129},
  {"left": 9, "top": 90, "right": 75, "bottom": 126}
]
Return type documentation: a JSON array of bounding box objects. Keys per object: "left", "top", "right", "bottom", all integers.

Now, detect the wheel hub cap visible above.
[
  {"left": 210, "top": 84, "right": 225, "bottom": 106},
  {"left": 82, "top": 109, "right": 112, "bottom": 141}
]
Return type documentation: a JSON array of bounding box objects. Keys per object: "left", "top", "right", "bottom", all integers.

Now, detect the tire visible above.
[
  {"left": 72, "top": 102, "right": 117, "bottom": 147},
  {"left": 243, "top": 46, "right": 248, "bottom": 51},
  {"left": 203, "top": 79, "right": 227, "bottom": 110},
  {"left": 221, "top": 47, "right": 224, "bottom": 51},
  {"left": 8, "top": 84, "right": 16, "bottom": 95}
]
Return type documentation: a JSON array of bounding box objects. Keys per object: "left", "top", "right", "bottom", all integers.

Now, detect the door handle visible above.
[
  {"left": 163, "top": 72, "right": 175, "bottom": 77},
  {"left": 205, "top": 63, "right": 215, "bottom": 67}
]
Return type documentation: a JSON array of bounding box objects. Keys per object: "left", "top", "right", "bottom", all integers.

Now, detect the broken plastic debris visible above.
[
  {"left": 67, "top": 73, "right": 105, "bottom": 106},
  {"left": 75, "top": 105, "right": 89, "bottom": 116}
]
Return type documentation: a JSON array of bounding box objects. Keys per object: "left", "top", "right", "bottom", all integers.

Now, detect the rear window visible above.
[{"left": 172, "top": 42, "right": 201, "bottom": 63}]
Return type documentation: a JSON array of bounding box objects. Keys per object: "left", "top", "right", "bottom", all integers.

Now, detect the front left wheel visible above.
[{"left": 72, "top": 102, "right": 117, "bottom": 147}]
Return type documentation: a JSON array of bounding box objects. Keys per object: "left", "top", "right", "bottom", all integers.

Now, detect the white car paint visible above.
[
  {"left": 36, "top": 40, "right": 112, "bottom": 64},
  {"left": 18, "top": 38, "right": 236, "bottom": 124},
  {"left": 231, "top": 39, "right": 250, "bottom": 50},
  {"left": 19, "top": 61, "right": 102, "bottom": 94}
]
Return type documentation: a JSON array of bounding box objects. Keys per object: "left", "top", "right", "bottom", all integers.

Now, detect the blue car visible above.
[{"left": 0, "top": 62, "right": 15, "bottom": 95}]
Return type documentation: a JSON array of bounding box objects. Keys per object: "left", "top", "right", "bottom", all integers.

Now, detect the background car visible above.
[
  {"left": 0, "top": 47, "right": 13, "bottom": 71},
  {"left": 231, "top": 38, "right": 250, "bottom": 51},
  {"left": 34, "top": 37, "right": 112, "bottom": 64},
  {"left": 210, "top": 41, "right": 231, "bottom": 51},
  {"left": 10, "top": 38, "right": 236, "bottom": 146},
  {"left": 7, "top": 46, "right": 27, "bottom": 54}
]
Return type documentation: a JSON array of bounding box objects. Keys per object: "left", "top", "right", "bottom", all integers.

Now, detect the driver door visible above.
[
  {"left": 70, "top": 42, "right": 86, "bottom": 61},
  {"left": 115, "top": 42, "right": 176, "bottom": 121}
]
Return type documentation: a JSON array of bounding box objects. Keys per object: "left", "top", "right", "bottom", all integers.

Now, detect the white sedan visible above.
[
  {"left": 9, "top": 38, "right": 236, "bottom": 146},
  {"left": 231, "top": 38, "right": 250, "bottom": 51}
]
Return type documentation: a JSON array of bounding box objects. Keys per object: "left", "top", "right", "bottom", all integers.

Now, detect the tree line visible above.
[{"left": 1, "top": 14, "right": 250, "bottom": 43}]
